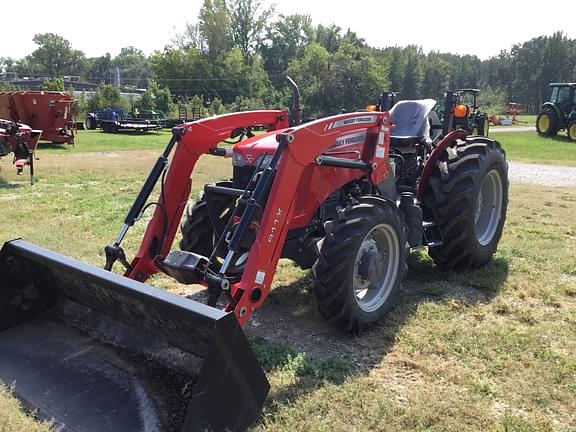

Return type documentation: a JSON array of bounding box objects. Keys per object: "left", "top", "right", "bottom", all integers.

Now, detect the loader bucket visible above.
[{"left": 0, "top": 239, "right": 269, "bottom": 432}]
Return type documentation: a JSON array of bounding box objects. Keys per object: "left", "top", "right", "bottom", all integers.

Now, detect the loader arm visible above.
[
  {"left": 229, "top": 112, "right": 390, "bottom": 325},
  {"left": 126, "top": 110, "right": 290, "bottom": 282}
]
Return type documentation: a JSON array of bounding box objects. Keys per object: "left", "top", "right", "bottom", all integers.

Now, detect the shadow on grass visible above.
[
  {"left": 0, "top": 173, "right": 21, "bottom": 190},
  {"left": 35, "top": 142, "right": 74, "bottom": 153},
  {"left": 547, "top": 134, "right": 576, "bottom": 144},
  {"left": 237, "top": 253, "right": 509, "bottom": 420}
]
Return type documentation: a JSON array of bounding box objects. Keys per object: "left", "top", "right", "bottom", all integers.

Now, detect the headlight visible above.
[{"left": 232, "top": 152, "right": 245, "bottom": 167}]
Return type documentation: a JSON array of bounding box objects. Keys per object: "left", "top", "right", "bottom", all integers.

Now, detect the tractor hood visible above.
[{"left": 232, "top": 131, "right": 280, "bottom": 166}]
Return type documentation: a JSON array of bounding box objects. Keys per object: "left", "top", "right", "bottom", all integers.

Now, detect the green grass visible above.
[
  {"left": 38, "top": 127, "right": 261, "bottom": 155},
  {"left": 491, "top": 131, "right": 576, "bottom": 166},
  {"left": 39, "top": 129, "right": 170, "bottom": 154},
  {"left": 0, "top": 145, "right": 575, "bottom": 431}
]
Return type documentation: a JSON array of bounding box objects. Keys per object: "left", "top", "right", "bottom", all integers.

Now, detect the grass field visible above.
[
  {"left": 0, "top": 132, "right": 575, "bottom": 431},
  {"left": 490, "top": 131, "right": 576, "bottom": 166}
]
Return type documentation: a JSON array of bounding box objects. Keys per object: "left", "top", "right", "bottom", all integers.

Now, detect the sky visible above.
[{"left": 1, "top": 0, "right": 575, "bottom": 61}]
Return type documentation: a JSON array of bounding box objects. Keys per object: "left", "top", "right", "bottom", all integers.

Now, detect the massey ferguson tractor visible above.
[
  {"left": 0, "top": 119, "right": 42, "bottom": 183},
  {"left": 0, "top": 80, "right": 508, "bottom": 432}
]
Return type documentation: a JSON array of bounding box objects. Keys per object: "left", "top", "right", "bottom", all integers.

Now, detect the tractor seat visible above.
[{"left": 390, "top": 99, "right": 437, "bottom": 147}]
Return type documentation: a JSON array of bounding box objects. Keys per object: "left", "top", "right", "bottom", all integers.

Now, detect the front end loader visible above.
[{"left": 0, "top": 81, "right": 509, "bottom": 431}]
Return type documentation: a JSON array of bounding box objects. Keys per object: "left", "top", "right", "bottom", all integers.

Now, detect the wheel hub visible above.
[
  {"left": 358, "top": 251, "right": 385, "bottom": 282},
  {"left": 538, "top": 114, "right": 549, "bottom": 132},
  {"left": 352, "top": 224, "right": 400, "bottom": 313},
  {"left": 474, "top": 169, "right": 504, "bottom": 246}
]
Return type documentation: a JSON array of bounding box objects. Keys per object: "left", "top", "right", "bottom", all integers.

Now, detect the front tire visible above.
[
  {"left": 179, "top": 199, "right": 214, "bottom": 257},
  {"left": 422, "top": 137, "right": 508, "bottom": 270},
  {"left": 536, "top": 110, "right": 558, "bottom": 137},
  {"left": 312, "top": 197, "right": 408, "bottom": 333},
  {"left": 179, "top": 182, "right": 240, "bottom": 273}
]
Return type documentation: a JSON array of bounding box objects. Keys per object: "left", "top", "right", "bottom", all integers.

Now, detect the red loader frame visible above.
[{"left": 106, "top": 109, "right": 391, "bottom": 325}]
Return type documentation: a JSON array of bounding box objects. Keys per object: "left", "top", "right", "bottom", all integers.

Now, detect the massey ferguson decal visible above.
[
  {"left": 327, "top": 115, "right": 378, "bottom": 130},
  {"left": 329, "top": 130, "right": 367, "bottom": 150}
]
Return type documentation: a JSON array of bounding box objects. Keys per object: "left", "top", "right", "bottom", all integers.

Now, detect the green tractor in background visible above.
[{"left": 536, "top": 83, "right": 576, "bottom": 141}]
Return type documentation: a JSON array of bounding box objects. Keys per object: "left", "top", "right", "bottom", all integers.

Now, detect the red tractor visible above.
[
  {"left": 0, "top": 119, "right": 42, "bottom": 183},
  {"left": 0, "top": 81, "right": 508, "bottom": 431}
]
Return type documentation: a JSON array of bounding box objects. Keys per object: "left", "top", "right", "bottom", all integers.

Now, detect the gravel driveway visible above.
[
  {"left": 508, "top": 161, "right": 576, "bottom": 187},
  {"left": 491, "top": 126, "right": 535, "bottom": 133}
]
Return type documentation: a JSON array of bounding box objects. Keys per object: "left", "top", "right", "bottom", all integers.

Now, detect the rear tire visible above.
[
  {"left": 567, "top": 120, "right": 576, "bottom": 141},
  {"left": 536, "top": 110, "right": 558, "bottom": 136},
  {"left": 422, "top": 137, "right": 508, "bottom": 270},
  {"left": 312, "top": 196, "right": 408, "bottom": 333}
]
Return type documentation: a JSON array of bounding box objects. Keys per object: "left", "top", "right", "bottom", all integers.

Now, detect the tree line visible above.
[{"left": 1, "top": 0, "right": 575, "bottom": 117}]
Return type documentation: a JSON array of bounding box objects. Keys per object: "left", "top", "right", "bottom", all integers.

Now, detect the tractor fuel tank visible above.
[{"left": 0, "top": 239, "right": 268, "bottom": 432}]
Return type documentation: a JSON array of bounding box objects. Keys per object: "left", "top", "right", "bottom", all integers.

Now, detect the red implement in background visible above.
[
  {"left": 0, "top": 119, "right": 42, "bottom": 183},
  {"left": 0, "top": 91, "right": 75, "bottom": 145}
]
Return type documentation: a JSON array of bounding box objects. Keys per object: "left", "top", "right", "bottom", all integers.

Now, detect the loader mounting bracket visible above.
[
  {"left": 158, "top": 250, "right": 208, "bottom": 284},
  {"left": 104, "top": 244, "right": 132, "bottom": 272}
]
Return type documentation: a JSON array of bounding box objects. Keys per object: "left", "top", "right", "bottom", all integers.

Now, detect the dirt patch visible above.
[{"left": 37, "top": 150, "right": 159, "bottom": 173}]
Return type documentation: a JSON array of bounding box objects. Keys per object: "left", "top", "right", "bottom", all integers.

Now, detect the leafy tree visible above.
[
  {"left": 401, "top": 46, "right": 423, "bottom": 99},
  {"left": 421, "top": 53, "right": 449, "bottom": 101},
  {"left": 478, "top": 85, "right": 506, "bottom": 114},
  {"left": 148, "top": 81, "right": 175, "bottom": 113},
  {"left": 315, "top": 24, "right": 342, "bottom": 53},
  {"left": 288, "top": 41, "right": 387, "bottom": 116},
  {"left": 0, "top": 57, "right": 16, "bottom": 75},
  {"left": 42, "top": 77, "right": 65, "bottom": 91},
  {"left": 226, "top": 95, "right": 265, "bottom": 112},
  {"left": 138, "top": 91, "right": 156, "bottom": 111},
  {"left": 261, "top": 14, "right": 314, "bottom": 79},
  {"left": 174, "top": 22, "right": 207, "bottom": 53},
  {"left": 228, "top": 0, "right": 274, "bottom": 56},
  {"left": 27, "top": 33, "right": 87, "bottom": 76},
  {"left": 386, "top": 48, "right": 404, "bottom": 94},
  {"left": 209, "top": 97, "right": 226, "bottom": 115},
  {"left": 286, "top": 43, "right": 330, "bottom": 116},
  {"left": 87, "top": 53, "right": 113, "bottom": 84},
  {"left": 86, "top": 84, "right": 128, "bottom": 111},
  {"left": 112, "top": 47, "right": 149, "bottom": 88},
  {"left": 214, "top": 48, "right": 269, "bottom": 103},
  {"left": 198, "top": 0, "right": 233, "bottom": 59},
  {"left": 0, "top": 82, "right": 17, "bottom": 91},
  {"left": 149, "top": 47, "right": 213, "bottom": 98}
]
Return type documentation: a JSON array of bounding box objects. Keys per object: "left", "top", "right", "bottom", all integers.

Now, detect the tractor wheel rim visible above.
[
  {"left": 475, "top": 169, "right": 503, "bottom": 246},
  {"left": 353, "top": 223, "right": 400, "bottom": 313},
  {"left": 538, "top": 115, "right": 549, "bottom": 132},
  {"left": 569, "top": 124, "right": 576, "bottom": 140}
]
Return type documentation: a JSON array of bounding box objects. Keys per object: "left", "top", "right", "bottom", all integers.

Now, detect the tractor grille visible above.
[{"left": 319, "top": 190, "right": 340, "bottom": 221}]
